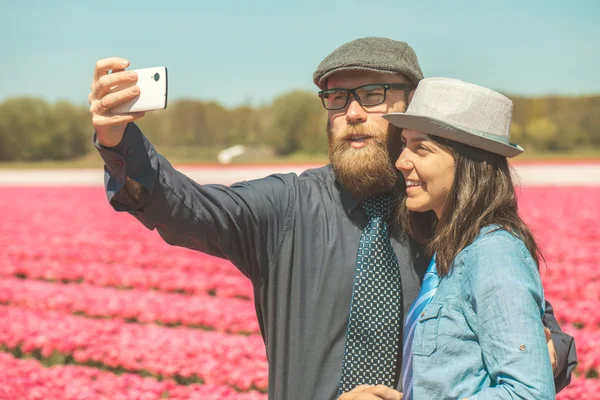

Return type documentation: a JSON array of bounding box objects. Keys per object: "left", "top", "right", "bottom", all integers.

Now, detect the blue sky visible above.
[{"left": 1, "top": 0, "right": 599, "bottom": 108}]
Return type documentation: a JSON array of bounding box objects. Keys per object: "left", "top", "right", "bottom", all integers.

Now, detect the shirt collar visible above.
[
  {"left": 327, "top": 165, "right": 398, "bottom": 216},
  {"left": 325, "top": 164, "right": 362, "bottom": 214},
  {"left": 329, "top": 165, "right": 389, "bottom": 217},
  {"left": 339, "top": 180, "right": 362, "bottom": 215}
]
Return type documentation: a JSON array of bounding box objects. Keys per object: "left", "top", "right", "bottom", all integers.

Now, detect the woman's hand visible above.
[{"left": 338, "top": 384, "right": 403, "bottom": 400}]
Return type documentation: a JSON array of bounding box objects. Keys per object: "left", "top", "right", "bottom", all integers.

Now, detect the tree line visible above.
[{"left": 0, "top": 91, "right": 598, "bottom": 162}]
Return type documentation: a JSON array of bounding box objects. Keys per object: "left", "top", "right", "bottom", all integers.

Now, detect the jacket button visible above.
[{"left": 519, "top": 344, "right": 527, "bottom": 351}]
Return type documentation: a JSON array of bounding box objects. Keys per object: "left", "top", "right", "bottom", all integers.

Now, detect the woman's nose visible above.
[{"left": 395, "top": 152, "right": 413, "bottom": 171}]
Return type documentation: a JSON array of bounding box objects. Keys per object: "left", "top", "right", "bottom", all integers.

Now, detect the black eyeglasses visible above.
[{"left": 318, "top": 83, "right": 414, "bottom": 110}]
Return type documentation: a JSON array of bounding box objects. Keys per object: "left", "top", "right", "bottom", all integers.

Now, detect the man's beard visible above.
[{"left": 328, "top": 121, "right": 404, "bottom": 200}]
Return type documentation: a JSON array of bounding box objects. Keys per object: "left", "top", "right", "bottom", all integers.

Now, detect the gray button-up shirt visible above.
[{"left": 94, "top": 123, "right": 575, "bottom": 400}]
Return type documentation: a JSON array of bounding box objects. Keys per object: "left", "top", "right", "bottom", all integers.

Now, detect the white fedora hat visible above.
[{"left": 382, "top": 77, "right": 524, "bottom": 158}]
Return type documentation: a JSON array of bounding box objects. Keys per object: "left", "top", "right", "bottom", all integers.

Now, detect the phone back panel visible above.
[{"left": 111, "top": 66, "right": 168, "bottom": 114}]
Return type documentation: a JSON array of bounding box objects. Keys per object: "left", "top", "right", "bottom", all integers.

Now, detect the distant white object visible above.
[{"left": 218, "top": 145, "right": 246, "bottom": 164}]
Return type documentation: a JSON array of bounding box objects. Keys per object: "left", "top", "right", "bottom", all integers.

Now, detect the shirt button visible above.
[
  {"left": 127, "top": 148, "right": 134, "bottom": 156},
  {"left": 421, "top": 312, "right": 425, "bottom": 317},
  {"left": 519, "top": 344, "right": 527, "bottom": 351}
]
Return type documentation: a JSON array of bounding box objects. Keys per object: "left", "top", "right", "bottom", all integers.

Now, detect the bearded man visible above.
[{"left": 88, "top": 37, "right": 575, "bottom": 400}]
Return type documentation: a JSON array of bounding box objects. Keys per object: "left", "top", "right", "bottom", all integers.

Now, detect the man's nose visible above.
[{"left": 345, "top": 95, "right": 367, "bottom": 124}]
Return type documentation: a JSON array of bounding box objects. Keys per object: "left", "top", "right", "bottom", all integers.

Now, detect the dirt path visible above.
[{"left": 1, "top": 163, "right": 599, "bottom": 186}]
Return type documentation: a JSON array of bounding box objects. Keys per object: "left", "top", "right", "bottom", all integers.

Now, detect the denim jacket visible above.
[{"left": 411, "top": 227, "right": 555, "bottom": 399}]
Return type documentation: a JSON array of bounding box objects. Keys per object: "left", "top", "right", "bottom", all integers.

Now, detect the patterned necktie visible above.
[
  {"left": 338, "top": 196, "right": 403, "bottom": 395},
  {"left": 401, "top": 254, "right": 440, "bottom": 400}
]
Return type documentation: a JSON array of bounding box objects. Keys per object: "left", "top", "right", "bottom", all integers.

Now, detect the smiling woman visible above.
[{"left": 380, "top": 77, "right": 560, "bottom": 400}]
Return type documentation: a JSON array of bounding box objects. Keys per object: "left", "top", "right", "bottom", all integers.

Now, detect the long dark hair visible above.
[{"left": 397, "top": 137, "right": 545, "bottom": 277}]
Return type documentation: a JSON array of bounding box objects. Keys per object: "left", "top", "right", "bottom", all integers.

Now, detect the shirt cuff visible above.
[{"left": 92, "top": 122, "right": 158, "bottom": 211}]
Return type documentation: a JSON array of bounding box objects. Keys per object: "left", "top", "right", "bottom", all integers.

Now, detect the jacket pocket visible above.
[{"left": 412, "top": 302, "right": 444, "bottom": 357}]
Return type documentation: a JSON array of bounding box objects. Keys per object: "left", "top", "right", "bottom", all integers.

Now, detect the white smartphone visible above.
[{"left": 111, "top": 66, "right": 168, "bottom": 114}]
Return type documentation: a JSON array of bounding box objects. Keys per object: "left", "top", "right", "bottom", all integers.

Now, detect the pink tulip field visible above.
[{"left": 1, "top": 185, "right": 599, "bottom": 399}]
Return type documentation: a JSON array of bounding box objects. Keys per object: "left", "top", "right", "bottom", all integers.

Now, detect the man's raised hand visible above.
[{"left": 88, "top": 57, "right": 145, "bottom": 147}]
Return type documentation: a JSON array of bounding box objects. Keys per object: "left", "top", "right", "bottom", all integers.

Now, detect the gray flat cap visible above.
[{"left": 313, "top": 37, "right": 424, "bottom": 89}]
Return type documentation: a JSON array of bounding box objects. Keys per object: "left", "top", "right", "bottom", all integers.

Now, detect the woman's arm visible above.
[{"left": 463, "top": 234, "right": 555, "bottom": 400}]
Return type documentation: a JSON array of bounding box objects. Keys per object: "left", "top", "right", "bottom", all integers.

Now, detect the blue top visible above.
[{"left": 411, "top": 227, "right": 555, "bottom": 399}]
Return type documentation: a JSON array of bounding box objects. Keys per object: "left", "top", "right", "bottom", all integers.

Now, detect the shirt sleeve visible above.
[
  {"left": 92, "top": 122, "right": 294, "bottom": 284},
  {"left": 464, "top": 234, "right": 555, "bottom": 400},
  {"left": 542, "top": 300, "right": 578, "bottom": 392}
]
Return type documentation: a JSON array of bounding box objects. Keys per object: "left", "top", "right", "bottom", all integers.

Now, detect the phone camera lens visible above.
[{"left": 153, "top": 73, "right": 160, "bottom": 81}]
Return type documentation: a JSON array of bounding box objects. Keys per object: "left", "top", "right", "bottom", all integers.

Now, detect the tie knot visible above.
[{"left": 360, "top": 195, "right": 394, "bottom": 221}]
